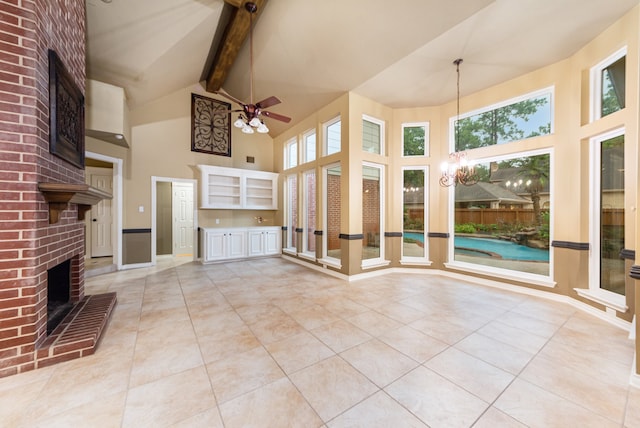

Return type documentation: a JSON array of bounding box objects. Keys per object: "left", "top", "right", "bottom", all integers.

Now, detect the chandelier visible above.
[{"left": 440, "top": 58, "right": 479, "bottom": 187}]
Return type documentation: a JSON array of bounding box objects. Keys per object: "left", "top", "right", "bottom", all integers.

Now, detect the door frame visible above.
[
  {"left": 85, "top": 151, "right": 123, "bottom": 269},
  {"left": 151, "top": 176, "right": 198, "bottom": 266}
]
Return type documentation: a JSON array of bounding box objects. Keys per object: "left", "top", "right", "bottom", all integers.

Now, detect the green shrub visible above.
[{"left": 455, "top": 223, "right": 476, "bottom": 233}]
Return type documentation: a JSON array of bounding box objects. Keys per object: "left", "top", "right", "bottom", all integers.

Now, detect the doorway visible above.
[
  {"left": 152, "top": 177, "right": 197, "bottom": 264},
  {"left": 85, "top": 152, "right": 123, "bottom": 271}
]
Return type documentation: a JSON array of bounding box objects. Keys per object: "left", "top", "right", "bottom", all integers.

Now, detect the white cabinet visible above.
[
  {"left": 247, "top": 227, "right": 281, "bottom": 257},
  {"left": 198, "top": 165, "right": 278, "bottom": 210},
  {"left": 202, "top": 227, "right": 280, "bottom": 263},
  {"left": 203, "top": 229, "right": 247, "bottom": 262}
]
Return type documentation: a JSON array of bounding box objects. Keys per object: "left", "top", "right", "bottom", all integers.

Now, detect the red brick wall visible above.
[
  {"left": 327, "top": 172, "right": 340, "bottom": 250},
  {"left": 0, "top": 0, "right": 86, "bottom": 377},
  {"left": 363, "top": 178, "right": 379, "bottom": 246}
]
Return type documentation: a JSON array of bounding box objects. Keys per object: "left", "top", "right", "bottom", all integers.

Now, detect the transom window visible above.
[
  {"left": 285, "top": 138, "right": 298, "bottom": 169},
  {"left": 362, "top": 115, "right": 384, "bottom": 154},
  {"left": 402, "top": 122, "right": 429, "bottom": 157},
  {"left": 590, "top": 47, "right": 626, "bottom": 121},
  {"left": 324, "top": 117, "right": 341, "bottom": 156},
  {"left": 453, "top": 88, "right": 552, "bottom": 151},
  {"left": 303, "top": 130, "right": 316, "bottom": 163}
]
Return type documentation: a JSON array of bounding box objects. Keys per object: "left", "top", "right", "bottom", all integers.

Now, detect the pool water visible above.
[{"left": 403, "top": 233, "right": 549, "bottom": 262}]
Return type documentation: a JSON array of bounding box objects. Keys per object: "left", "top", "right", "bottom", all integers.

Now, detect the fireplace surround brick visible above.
[{"left": 0, "top": 0, "right": 101, "bottom": 378}]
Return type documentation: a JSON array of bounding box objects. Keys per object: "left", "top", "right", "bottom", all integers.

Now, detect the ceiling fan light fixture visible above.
[
  {"left": 249, "top": 116, "right": 261, "bottom": 127},
  {"left": 234, "top": 116, "right": 245, "bottom": 128},
  {"left": 242, "top": 124, "right": 254, "bottom": 134},
  {"left": 257, "top": 121, "right": 269, "bottom": 133}
]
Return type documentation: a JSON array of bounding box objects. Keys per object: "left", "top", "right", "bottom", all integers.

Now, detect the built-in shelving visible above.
[{"left": 198, "top": 165, "right": 278, "bottom": 210}]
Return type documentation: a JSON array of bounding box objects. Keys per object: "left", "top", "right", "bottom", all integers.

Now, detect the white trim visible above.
[
  {"left": 631, "top": 354, "right": 640, "bottom": 389},
  {"left": 401, "top": 121, "right": 430, "bottom": 157},
  {"left": 284, "top": 174, "right": 297, "bottom": 250},
  {"left": 119, "top": 262, "right": 152, "bottom": 270},
  {"left": 589, "top": 46, "right": 627, "bottom": 122},
  {"left": 284, "top": 137, "right": 298, "bottom": 170},
  {"left": 151, "top": 176, "right": 198, "bottom": 267},
  {"left": 400, "top": 260, "right": 433, "bottom": 266},
  {"left": 322, "top": 162, "right": 341, "bottom": 261},
  {"left": 361, "top": 259, "right": 391, "bottom": 270},
  {"left": 574, "top": 287, "right": 628, "bottom": 313},
  {"left": 86, "top": 151, "right": 123, "bottom": 270},
  {"left": 298, "top": 252, "right": 316, "bottom": 262},
  {"left": 588, "top": 127, "right": 626, "bottom": 307},
  {"left": 282, "top": 248, "right": 297, "bottom": 256}
]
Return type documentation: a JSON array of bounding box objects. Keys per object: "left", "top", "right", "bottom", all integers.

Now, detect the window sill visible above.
[
  {"left": 282, "top": 248, "right": 297, "bottom": 256},
  {"left": 400, "top": 259, "right": 433, "bottom": 267},
  {"left": 317, "top": 257, "right": 341, "bottom": 269},
  {"left": 361, "top": 259, "right": 391, "bottom": 270},
  {"left": 444, "top": 262, "right": 556, "bottom": 288},
  {"left": 574, "top": 288, "right": 628, "bottom": 313},
  {"left": 298, "top": 253, "right": 316, "bottom": 262}
]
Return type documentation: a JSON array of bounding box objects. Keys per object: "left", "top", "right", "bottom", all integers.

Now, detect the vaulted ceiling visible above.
[{"left": 86, "top": 0, "right": 640, "bottom": 137}]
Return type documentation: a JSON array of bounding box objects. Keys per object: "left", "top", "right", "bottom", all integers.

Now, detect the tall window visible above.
[
  {"left": 303, "top": 130, "right": 316, "bottom": 163},
  {"left": 402, "top": 122, "right": 429, "bottom": 157},
  {"left": 580, "top": 129, "right": 626, "bottom": 310},
  {"left": 402, "top": 167, "right": 428, "bottom": 262},
  {"left": 285, "top": 138, "right": 298, "bottom": 169},
  {"left": 452, "top": 151, "right": 551, "bottom": 279},
  {"left": 302, "top": 170, "right": 316, "bottom": 257},
  {"left": 362, "top": 163, "right": 383, "bottom": 266},
  {"left": 322, "top": 164, "right": 341, "bottom": 265},
  {"left": 324, "top": 117, "right": 341, "bottom": 156},
  {"left": 454, "top": 89, "right": 552, "bottom": 151},
  {"left": 285, "top": 174, "right": 298, "bottom": 252},
  {"left": 362, "top": 115, "right": 383, "bottom": 154},
  {"left": 591, "top": 47, "right": 626, "bottom": 121}
]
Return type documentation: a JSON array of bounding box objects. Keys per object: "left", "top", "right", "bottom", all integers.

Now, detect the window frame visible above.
[
  {"left": 283, "top": 173, "right": 298, "bottom": 254},
  {"left": 284, "top": 137, "right": 298, "bottom": 169},
  {"left": 401, "top": 166, "right": 430, "bottom": 265},
  {"left": 362, "top": 114, "right": 385, "bottom": 155},
  {"left": 302, "top": 129, "right": 317, "bottom": 164},
  {"left": 401, "top": 122, "right": 430, "bottom": 157},
  {"left": 361, "top": 162, "right": 388, "bottom": 269},
  {"left": 575, "top": 127, "right": 627, "bottom": 312},
  {"left": 448, "top": 86, "right": 555, "bottom": 152},
  {"left": 319, "top": 162, "right": 342, "bottom": 268},
  {"left": 301, "top": 169, "right": 316, "bottom": 260},
  {"left": 444, "top": 148, "right": 555, "bottom": 288},
  {"left": 323, "top": 116, "right": 341, "bottom": 156},
  {"left": 589, "top": 46, "right": 627, "bottom": 122}
]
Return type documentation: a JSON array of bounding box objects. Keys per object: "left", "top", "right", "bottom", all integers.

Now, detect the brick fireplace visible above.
[{"left": 0, "top": 0, "right": 115, "bottom": 378}]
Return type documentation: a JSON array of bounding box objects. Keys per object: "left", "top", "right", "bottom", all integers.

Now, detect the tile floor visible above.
[{"left": 1, "top": 256, "right": 638, "bottom": 427}]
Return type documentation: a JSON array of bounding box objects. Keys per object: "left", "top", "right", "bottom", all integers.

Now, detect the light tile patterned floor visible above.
[{"left": 1, "top": 256, "right": 638, "bottom": 427}]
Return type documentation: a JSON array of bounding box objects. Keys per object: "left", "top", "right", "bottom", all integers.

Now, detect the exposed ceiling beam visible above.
[{"left": 205, "top": 0, "right": 267, "bottom": 92}]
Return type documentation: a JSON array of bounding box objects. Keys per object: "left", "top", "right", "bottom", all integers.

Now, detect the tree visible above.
[
  {"left": 509, "top": 154, "right": 550, "bottom": 225},
  {"left": 455, "top": 96, "right": 550, "bottom": 151},
  {"left": 403, "top": 126, "right": 425, "bottom": 156}
]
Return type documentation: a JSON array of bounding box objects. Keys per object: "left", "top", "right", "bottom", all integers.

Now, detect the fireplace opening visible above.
[{"left": 47, "top": 259, "right": 73, "bottom": 335}]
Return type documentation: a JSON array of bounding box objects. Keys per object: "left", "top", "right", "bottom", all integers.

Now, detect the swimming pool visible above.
[{"left": 403, "top": 232, "right": 549, "bottom": 262}]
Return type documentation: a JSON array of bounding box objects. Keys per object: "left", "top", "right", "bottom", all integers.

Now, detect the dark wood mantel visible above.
[{"left": 38, "top": 183, "right": 112, "bottom": 224}]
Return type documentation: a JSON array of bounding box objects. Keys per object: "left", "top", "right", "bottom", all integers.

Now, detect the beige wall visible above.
[{"left": 273, "top": 5, "right": 640, "bottom": 327}]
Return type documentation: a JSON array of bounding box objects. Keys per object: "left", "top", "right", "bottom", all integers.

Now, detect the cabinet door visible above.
[
  {"left": 264, "top": 229, "right": 281, "bottom": 255},
  {"left": 247, "top": 230, "right": 265, "bottom": 256},
  {"left": 205, "top": 230, "right": 226, "bottom": 261},
  {"left": 227, "top": 231, "right": 247, "bottom": 259}
]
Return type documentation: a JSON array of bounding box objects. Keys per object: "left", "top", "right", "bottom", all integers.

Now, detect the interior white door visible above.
[
  {"left": 172, "top": 182, "right": 194, "bottom": 256},
  {"left": 90, "top": 169, "right": 113, "bottom": 257}
]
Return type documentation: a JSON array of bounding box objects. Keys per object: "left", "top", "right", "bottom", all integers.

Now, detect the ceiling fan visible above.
[{"left": 215, "top": 1, "right": 291, "bottom": 134}]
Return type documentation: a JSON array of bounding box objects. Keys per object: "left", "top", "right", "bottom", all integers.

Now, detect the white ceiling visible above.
[{"left": 86, "top": 0, "right": 640, "bottom": 137}]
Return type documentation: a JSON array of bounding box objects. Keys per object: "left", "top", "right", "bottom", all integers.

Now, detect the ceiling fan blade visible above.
[
  {"left": 255, "top": 96, "right": 281, "bottom": 109},
  {"left": 214, "top": 89, "right": 246, "bottom": 107},
  {"left": 262, "top": 110, "right": 291, "bottom": 123}
]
